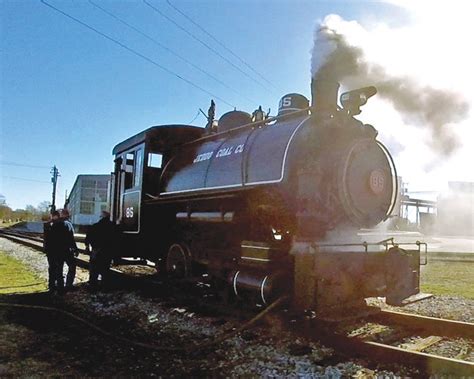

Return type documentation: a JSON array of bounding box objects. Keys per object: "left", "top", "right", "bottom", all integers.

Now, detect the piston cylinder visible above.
[{"left": 227, "top": 270, "right": 285, "bottom": 305}]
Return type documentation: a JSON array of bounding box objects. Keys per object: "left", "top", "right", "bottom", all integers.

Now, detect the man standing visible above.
[
  {"left": 60, "top": 208, "right": 78, "bottom": 291},
  {"left": 43, "top": 210, "right": 70, "bottom": 294},
  {"left": 85, "top": 210, "right": 116, "bottom": 291}
]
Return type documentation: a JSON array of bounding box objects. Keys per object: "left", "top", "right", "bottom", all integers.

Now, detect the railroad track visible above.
[
  {"left": 0, "top": 229, "right": 154, "bottom": 273},
  {"left": 289, "top": 307, "right": 474, "bottom": 376},
  {"left": 1, "top": 228, "right": 473, "bottom": 375},
  {"left": 365, "top": 309, "right": 474, "bottom": 373},
  {"left": 0, "top": 230, "right": 47, "bottom": 251},
  {"left": 0, "top": 229, "right": 215, "bottom": 300},
  {"left": 0, "top": 229, "right": 91, "bottom": 271}
]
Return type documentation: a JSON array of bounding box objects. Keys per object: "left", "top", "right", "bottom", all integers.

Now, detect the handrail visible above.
[{"left": 312, "top": 238, "right": 427, "bottom": 254}]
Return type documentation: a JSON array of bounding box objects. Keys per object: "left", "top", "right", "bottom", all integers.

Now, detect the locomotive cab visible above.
[{"left": 111, "top": 125, "right": 203, "bottom": 240}]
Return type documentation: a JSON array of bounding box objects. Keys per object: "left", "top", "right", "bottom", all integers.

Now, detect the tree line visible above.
[{"left": 0, "top": 201, "right": 51, "bottom": 223}]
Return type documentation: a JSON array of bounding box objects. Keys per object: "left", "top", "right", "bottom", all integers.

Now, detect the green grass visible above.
[
  {"left": 0, "top": 251, "right": 47, "bottom": 294},
  {"left": 421, "top": 261, "right": 474, "bottom": 299},
  {"left": 0, "top": 221, "right": 21, "bottom": 228}
]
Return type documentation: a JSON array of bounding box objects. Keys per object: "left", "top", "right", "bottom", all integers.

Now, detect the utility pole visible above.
[{"left": 50, "top": 165, "right": 59, "bottom": 213}]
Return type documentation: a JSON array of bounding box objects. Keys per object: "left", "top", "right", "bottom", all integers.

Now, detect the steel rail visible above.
[
  {"left": 0, "top": 231, "right": 46, "bottom": 251},
  {"left": 360, "top": 339, "right": 474, "bottom": 376},
  {"left": 0, "top": 229, "right": 43, "bottom": 241},
  {"left": 288, "top": 314, "right": 474, "bottom": 376},
  {"left": 0, "top": 230, "right": 162, "bottom": 285},
  {"left": 373, "top": 309, "right": 474, "bottom": 339},
  {"left": 0, "top": 230, "right": 91, "bottom": 270}
]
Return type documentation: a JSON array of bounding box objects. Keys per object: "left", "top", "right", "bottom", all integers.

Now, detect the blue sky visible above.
[{"left": 0, "top": 0, "right": 430, "bottom": 210}]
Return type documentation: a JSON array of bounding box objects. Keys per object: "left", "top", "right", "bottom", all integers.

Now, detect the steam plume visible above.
[{"left": 311, "top": 15, "right": 470, "bottom": 156}]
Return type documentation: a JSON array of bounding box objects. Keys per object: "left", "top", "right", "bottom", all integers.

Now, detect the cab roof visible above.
[{"left": 112, "top": 124, "right": 204, "bottom": 155}]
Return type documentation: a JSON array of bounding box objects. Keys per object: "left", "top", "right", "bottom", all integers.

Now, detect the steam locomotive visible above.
[{"left": 110, "top": 79, "right": 421, "bottom": 314}]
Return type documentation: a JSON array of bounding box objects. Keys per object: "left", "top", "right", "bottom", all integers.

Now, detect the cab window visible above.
[
  {"left": 124, "top": 153, "right": 134, "bottom": 190},
  {"left": 123, "top": 147, "right": 144, "bottom": 190},
  {"left": 134, "top": 148, "right": 143, "bottom": 187},
  {"left": 147, "top": 153, "right": 163, "bottom": 168}
]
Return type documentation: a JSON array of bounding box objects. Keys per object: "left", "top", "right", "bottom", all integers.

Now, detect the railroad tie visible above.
[{"left": 399, "top": 336, "right": 443, "bottom": 352}]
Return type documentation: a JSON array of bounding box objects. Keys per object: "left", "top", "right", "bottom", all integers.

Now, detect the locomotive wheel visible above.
[{"left": 166, "top": 243, "right": 191, "bottom": 278}]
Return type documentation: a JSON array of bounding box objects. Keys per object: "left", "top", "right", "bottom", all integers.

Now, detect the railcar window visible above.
[{"left": 147, "top": 153, "right": 163, "bottom": 169}]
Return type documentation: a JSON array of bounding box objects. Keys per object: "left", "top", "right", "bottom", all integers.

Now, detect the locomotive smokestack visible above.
[{"left": 311, "top": 78, "right": 340, "bottom": 113}]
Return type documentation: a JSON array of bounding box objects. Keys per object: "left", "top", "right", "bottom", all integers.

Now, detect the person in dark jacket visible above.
[
  {"left": 85, "top": 210, "right": 116, "bottom": 290},
  {"left": 60, "top": 208, "right": 78, "bottom": 291},
  {"left": 43, "top": 210, "right": 71, "bottom": 294}
]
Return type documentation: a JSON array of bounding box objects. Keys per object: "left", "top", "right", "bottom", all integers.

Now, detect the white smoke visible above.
[{"left": 310, "top": 14, "right": 470, "bottom": 159}]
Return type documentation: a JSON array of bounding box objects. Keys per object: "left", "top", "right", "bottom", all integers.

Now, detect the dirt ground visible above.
[{"left": 0, "top": 289, "right": 228, "bottom": 377}]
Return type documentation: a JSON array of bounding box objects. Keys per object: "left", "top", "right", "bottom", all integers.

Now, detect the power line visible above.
[
  {"left": 88, "top": 0, "right": 258, "bottom": 107},
  {"left": 40, "top": 0, "right": 235, "bottom": 109},
  {"left": 0, "top": 161, "right": 50, "bottom": 169},
  {"left": 3, "top": 176, "right": 51, "bottom": 184},
  {"left": 166, "top": 0, "right": 280, "bottom": 92},
  {"left": 187, "top": 110, "right": 203, "bottom": 124},
  {"left": 143, "top": 0, "right": 274, "bottom": 94}
]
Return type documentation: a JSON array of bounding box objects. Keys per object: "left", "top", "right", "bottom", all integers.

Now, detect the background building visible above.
[
  {"left": 66, "top": 174, "right": 110, "bottom": 232},
  {"left": 437, "top": 181, "right": 474, "bottom": 236}
]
